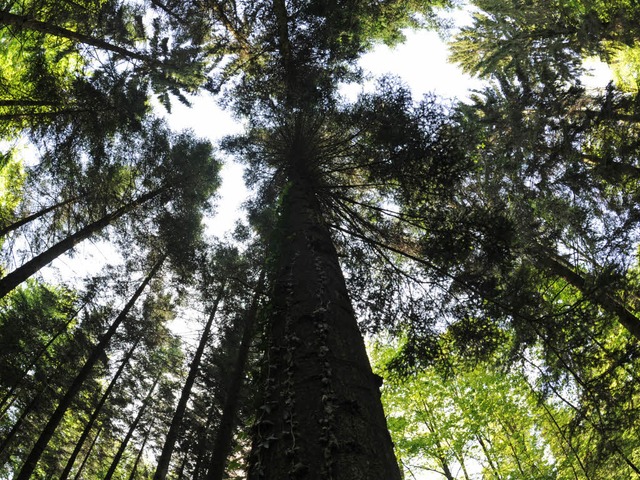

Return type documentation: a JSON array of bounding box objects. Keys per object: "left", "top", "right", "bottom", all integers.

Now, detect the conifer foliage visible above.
[{"left": 2, "top": 0, "right": 640, "bottom": 478}]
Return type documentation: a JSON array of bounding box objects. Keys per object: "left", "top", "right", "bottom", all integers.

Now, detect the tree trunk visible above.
[
  {"left": 0, "top": 388, "right": 45, "bottom": 461},
  {"left": 15, "top": 258, "right": 163, "bottom": 480},
  {"left": 72, "top": 427, "right": 102, "bottom": 480},
  {"left": 0, "top": 99, "right": 59, "bottom": 107},
  {"left": 248, "top": 174, "right": 401, "bottom": 479},
  {"left": 0, "top": 187, "right": 164, "bottom": 299},
  {"left": 0, "top": 196, "right": 79, "bottom": 238},
  {"left": 0, "top": 302, "right": 84, "bottom": 416},
  {"left": 153, "top": 284, "right": 226, "bottom": 480},
  {"left": 128, "top": 423, "right": 153, "bottom": 480},
  {"left": 192, "top": 403, "right": 217, "bottom": 480},
  {"left": 207, "top": 270, "right": 265, "bottom": 480},
  {"left": 476, "top": 433, "right": 503, "bottom": 480},
  {"left": 60, "top": 337, "right": 141, "bottom": 480},
  {"left": 104, "top": 374, "right": 160, "bottom": 480},
  {"left": 538, "top": 251, "right": 640, "bottom": 341},
  {"left": 0, "top": 10, "right": 151, "bottom": 62},
  {"left": 580, "top": 153, "right": 640, "bottom": 180}
]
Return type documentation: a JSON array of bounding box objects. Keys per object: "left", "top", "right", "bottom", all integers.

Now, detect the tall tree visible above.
[
  {"left": 154, "top": 284, "right": 225, "bottom": 480},
  {"left": 15, "top": 257, "right": 164, "bottom": 480}
]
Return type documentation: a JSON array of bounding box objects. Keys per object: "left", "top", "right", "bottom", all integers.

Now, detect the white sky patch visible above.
[
  {"left": 358, "top": 29, "right": 484, "bottom": 100},
  {"left": 582, "top": 56, "right": 614, "bottom": 89}
]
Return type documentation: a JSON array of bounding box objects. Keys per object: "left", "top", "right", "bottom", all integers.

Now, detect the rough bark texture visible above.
[{"left": 248, "top": 173, "right": 401, "bottom": 479}]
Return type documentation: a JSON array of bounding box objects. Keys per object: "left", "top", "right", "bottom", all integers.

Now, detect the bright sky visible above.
[{"left": 160, "top": 26, "right": 483, "bottom": 241}]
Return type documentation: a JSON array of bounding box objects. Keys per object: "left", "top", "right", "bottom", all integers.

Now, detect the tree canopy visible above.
[{"left": 1, "top": 0, "right": 640, "bottom": 478}]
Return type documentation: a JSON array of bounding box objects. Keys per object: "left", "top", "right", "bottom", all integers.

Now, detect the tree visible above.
[
  {"left": 7, "top": 0, "right": 640, "bottom": 478},
  {"left": 153, "top": 284, "right": 225, "bottom": 480},
  {"left": 15, "top": 257, "right": 163, "bottom": 480}
]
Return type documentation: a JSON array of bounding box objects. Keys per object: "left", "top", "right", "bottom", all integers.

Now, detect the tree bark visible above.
[
  {"left": 0, "top": 187, "right": 164, "bottom": 299},
  {"left": 72, "top": 427, "right": 102, "bottom": 480},
  {"left": 153, "top": 284, "right": 226, "bottom": 480},
  {"left": 0, "top": 10, "right": 151, "bottom": 62},
  {"left": 15, "top": 258, "right": 163, "bottom": 480},
  {"left": 59, "top": 337, "right": 141, "bottom": 480},
  {"left": 538, "top": 252, "right": 640, "bottom": 341},
  {"left": 0, "top": 195, "right": 79, "bottom": 238},
  {"left": 104, "top": 374, "right": 160, "bottom": 480},
  {"left": 248, "top": 174, "right": 401, "bottom": 479},
  {"left": 0, "top": 388, "right": 44, "bottom": 461},
  {"left": 128, "top": 422, "right": 153, "bottom": 480},
  {"left": 0, "top": 307, "right": 78, "bottom": 417},
  {"left": 207, "top": 270, "right": 265, "bottom": 480}
]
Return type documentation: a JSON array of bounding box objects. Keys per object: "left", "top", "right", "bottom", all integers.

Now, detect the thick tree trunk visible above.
[
  {"left": 104, "top": 375, "right": 160, "bottom": 480},
  {"left": 15, "top": 259, "right": 163, "bottom": 480},
  {"left": 60, "top": 337, "right": 141, "bottom": 480},
  {"left": 0, "top": 10, "right": 151, "bottom": 62},
  {"left": 207, "top": 270, "right": 265, "bottom": 480},
  {"left": 154, "top": 285, "right": 226, "bottom": 480},
  {"left": 0, "top": 196, "right": 79, "bottom": 238},
  {"left": 248, "top": 174, "right": 401, "bottom": 479},
  {"left": 0, "top": 187, "right": 164, "bottom": 299}
]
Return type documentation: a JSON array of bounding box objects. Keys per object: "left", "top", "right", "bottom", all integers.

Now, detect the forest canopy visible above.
[{"left": 1, "top": 0, "right": 640, "bottom": 479}]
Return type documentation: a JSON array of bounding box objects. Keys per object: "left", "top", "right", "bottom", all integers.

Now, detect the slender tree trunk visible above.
[
  {"left": 15, "top": 258, "right": 164, "bottom": 480},
  {"left": 0, "top": 303, "right": 83, "bottom": 417},
  {"left": 0, "top": 196, "right": 79, "bottom": 238},
  {"left": 580, "top": 153, "right": 640, "bottom": 180},
  {"left": 72, "top": 426, "right": 102, "bottom": 480},
  {"left": 537, "top": 251, "right": 640, "bottom": 341},
  {"left": 176, "top": 454, "right": 189, "bottom": 479},
  {"left": 192, "top": 404, "right": 218, "bottom": 480},
  {"left": 207, "top": 270, "right": 265, "bottom": 480},
  {"left": 0, "top": 108, "right": 114, "bottom": 121},
  {"left": 533, "top": 387, "right": 588, "bottom": 480},
  {"left": 419, "top": 399, "right": 456, "bottom": 480},
  {"left": 153, "top": 284, "right": 226, "bottom": 480},
  {"left": 0, "top": 99, "right": 59, "bottom": 107},
  {"left": 128, "top": 422, "right": 153, "bottom": 480},
  {"left": 0, "top": 10, "right": 151, "bottom": 62},
  {"left": 0, "top": 187, "right": 164, "bottom": 299},
  {"left": 60, "top": 337, "right": 141, "bottom": 480},
  {"left": 476, "top": 434, "right": 502, "bottom": 480},
  {"left": 0, "top": 388, "right": 45, "bottom": 461},
  {"left": 104, "top": 375, "right": 160, "bottom": 480},
  {"left": 248, "top": 173, "right": 401, "bottom": 479}
]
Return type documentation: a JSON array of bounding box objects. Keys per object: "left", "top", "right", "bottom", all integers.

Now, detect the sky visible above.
[
  {"left": 159, "top": 26, "right": 485, "bottom": 241},
  {"left": 9, "top": 7, "right": 616, "bottom": 480}
]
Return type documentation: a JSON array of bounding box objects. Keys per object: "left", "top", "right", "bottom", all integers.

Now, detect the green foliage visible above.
[
  {"left": 609, "top": 44, "right": 640, "bottom": 91},
  {"left": 0, "top": 150, "right": 25, "bottom": 243},
  {"left": 373, "top": 340, "right": 558, "bottom": 479}
]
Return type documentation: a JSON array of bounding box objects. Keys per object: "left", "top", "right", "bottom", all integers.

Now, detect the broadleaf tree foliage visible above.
[{"left": 2, "top": 0, "right": 640, "bottom": 478}]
